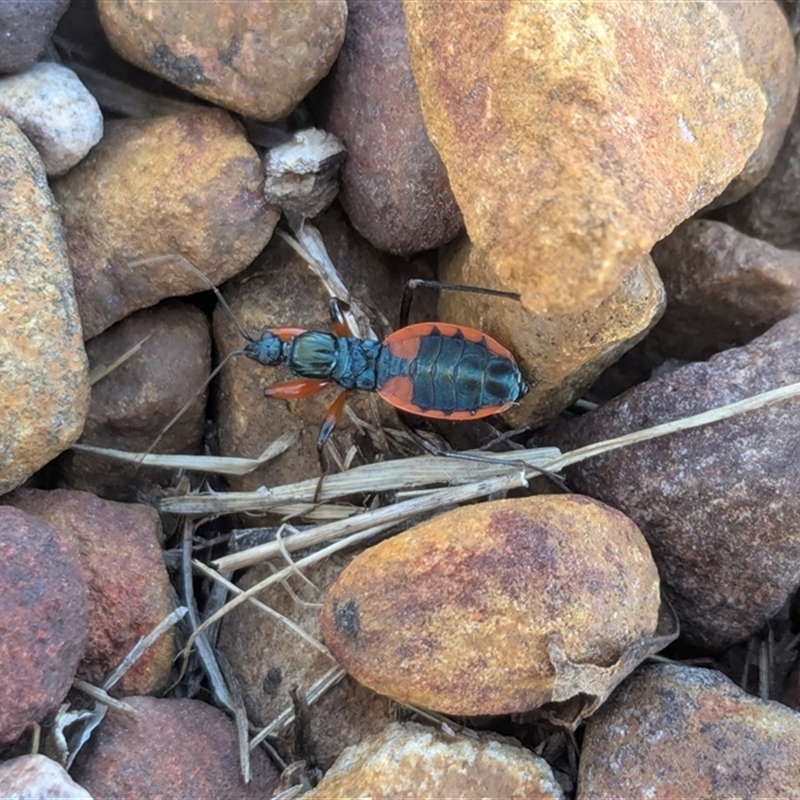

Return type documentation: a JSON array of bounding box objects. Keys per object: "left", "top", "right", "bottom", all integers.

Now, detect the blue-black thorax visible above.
[{"left": 245, "top": 332, "right": 397, "bottom": 392}]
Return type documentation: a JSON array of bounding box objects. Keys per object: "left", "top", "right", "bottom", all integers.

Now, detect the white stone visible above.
[
  {"left": 0, "top": 754, "right": 93, "bottom": 799},
  {"left": 0, "top": 62, "right": 103, "bottom": 176}
]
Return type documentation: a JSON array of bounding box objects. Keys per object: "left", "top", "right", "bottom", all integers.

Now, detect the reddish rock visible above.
[
  {"left": 71, "top": 696, "right": 280, "bottom": 798},
  {"left": 318, "top": 0, "right": 463, "bottom": 255},
  {"left": 547, "top": 313, "right": 800, "bottom": 648},
  {"left": 578, "top": 664, "right": 800, "bottom": 799},
  {"left": 650, "top": 219, "right": 800, "bottom": 360},
  {"left": 321, "top": 495, "right": 662, "bottom": 717},
  {"left": 5, "top": 489, "right": 173, "bottom": 696},
  {"left": 307, "top": 722, "right": 564, "bottom": 799},
  {"left": 218, "top": 553, "right": 393, "bottom": 768},
  {"left": 97, "top": 0, "right": 347, "bottom": 121},
  {"left": 52, "top": 110, "right": 278, "bottom": 338},
  {"left": 0, "top": 754, "right": 91, "bottom": 800},
  {"left": 0, "top": 507, "right": 88, "bottom": 744},
  {"left": 61, "top": 300, "right": 212, "bottom": 501},
  {"left": 0, "top": 117, "right": 90, "bottom": 495},
  {"left": 404, "top": 1, "right": 765, "bottom": 314},
  {"left": 0, "top": 0, "right": 70, "bottom": 73}
]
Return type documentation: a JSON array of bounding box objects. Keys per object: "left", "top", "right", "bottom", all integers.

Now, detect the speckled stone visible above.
[{"left": 0, "top": 117, "right": 90, "bottom": 495}]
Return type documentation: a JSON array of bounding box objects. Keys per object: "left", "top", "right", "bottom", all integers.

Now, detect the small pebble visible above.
[
  {"left": 0, "top": 754, "right": 92, "bottom": 800},
  {"left": 0, "top": 0, "right": 70, "bottom": 74},
  {"left": 0, "top": 61, "right": 103, "bottom": 176}
]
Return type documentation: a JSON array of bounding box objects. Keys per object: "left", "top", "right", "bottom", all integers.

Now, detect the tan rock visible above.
[
  {"left": 0, "top": 117, "right": 89, "bottom": 495},
  {"left": 52, "top": 109, "right": 278, "bottom": 339},
  {"left": 439, "top": 238, "right": 665, "bottom": 427},
  {"left": 578, "top": 664, "right": 800, "bottom": 799},
  {"left": 97, "top": 0, "right": 347, "bottom": 121},
  {"left": 404, "top": 1, "right": 766, "bottom": 313},
  {"left": 706, "top": 0, "right": 799, "bottom": 208},
  {"left": 307, "top": 721, "right": 564, "bottom": 800},
  {"left": 321, "top": 495, "right": 661, "bottom": 716}
]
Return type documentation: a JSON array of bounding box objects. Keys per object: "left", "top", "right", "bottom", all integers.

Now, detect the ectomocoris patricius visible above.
[{"left": 240, "top": 279, "right": 529, "bottom": 452}]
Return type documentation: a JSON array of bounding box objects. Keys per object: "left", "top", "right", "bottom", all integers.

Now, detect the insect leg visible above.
[
  {"left": 329, "top": 298, "right": 354, "bottom": 337},
  {"left": 316, "top": 390, "right": 352, "bottom": 453},
  {"left": 265, "top": 378, "right": 333, "bottom": 400},
  {"left": 399, "top": 279, "right": 523, "bottom": 328}
]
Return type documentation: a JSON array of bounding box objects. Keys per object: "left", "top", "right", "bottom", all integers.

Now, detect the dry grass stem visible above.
[
  {"left": 71, "top": 431, "right": 298, "bottom": 475},
  {"left": 102, "top": 607, "right": 188, "bottom": 691},
  {"left": 71, "top": 680, "right": 135, "bottom": 713},
  {"left": 214, "top": 470, "right": 528, "bottom": 572},
  {"left": 89, "top": 334, "right": 152, "bottom": 385},
  {"left": 547, "top": 380, "right": 800, "bottom": 472},
  {"left": 193, "top": 560, "right": 331, "bottom": 657}
]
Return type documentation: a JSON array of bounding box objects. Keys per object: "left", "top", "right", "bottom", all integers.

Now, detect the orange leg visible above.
[
  {"left": 264, "top": 378, "right": 332, "bottom": 400},
  {"left": 269, "top": 326, "right": 308, "bottom": 342},
  {"left": 329, "top": 299, "right": 354, "bottom": 338},
  {"left": 316, "top": 390, "right": 351, "bottom": 452}
]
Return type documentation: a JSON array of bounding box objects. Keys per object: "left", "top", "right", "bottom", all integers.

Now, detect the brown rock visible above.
[
  {"left": 71, "top": 695, "right": 280, "bottom": 798},
  {"left": 547, "top": 313, "right": 800, "bottom": 648},
  {"left": 97, "top": 0, "right": 347, "bottom": 122},
  {"left": 5, "top": 489, "right": 174, "bottom": 696},
  {"left": 724, "top": 73, "right": 800, "bottom": 247},
  {"left": 307, "top": 721, "right": 564, "bottom": 800},
  {"left": 0, "top": 754, "right": 92, "bottom": 800},
  {"left": 706, "top": 0, "right": 799, "bottom": 208},
  {"left": 0, "top": 0, "right": 70, "bottom": 73},
  {"left": 578, "top": 664, "right": 800, "bottom": 799},
  {"left": 403, "top": 1, "right": 765, "bottom": 314},
  {"left": 0, "top": 117, "right": 90, "bottom": 496},
  {"left": 318, "top": 0, "right": 463, "bottom": 255},
  {"left": 650, "top": 219, "right": 800, "bottom": 360},
  {"left": 439, "top": 239, "right": 665, "bottom": 427},
  {"left": 0, "top": 507, "right": 88, "bottom": 744},
  {"left": 217, "top": 553, "right": 394, "bottom": 769},
  {"left": 321, "top": 495, "right": 661, "bottom": 716},
  {"left": 214, "top": 206, "right": 424, "bottom": 492},
  {"left": 52, "top": 109, "right": 278, "bottom": 339},
  {"left": 61, "top": 300, "right": 212, "bottom": 501}
]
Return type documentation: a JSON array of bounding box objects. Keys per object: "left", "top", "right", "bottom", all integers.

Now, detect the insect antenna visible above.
[
  {"left": 127, "top": 254, "right": 257, "bottom": 344},
  {"left": 139, "top": 348, "right": 248, "bottom": 464}
]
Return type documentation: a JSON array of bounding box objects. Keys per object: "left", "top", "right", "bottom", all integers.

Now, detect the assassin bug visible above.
[{"left": 240, "top": 279, "right": 529, "bottom": 456}]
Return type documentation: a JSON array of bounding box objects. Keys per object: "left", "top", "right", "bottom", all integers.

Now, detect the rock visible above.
[
  {"left": 317, "top": 0, "right": 463, "bottom": 255},
  {"left": 403, "top": 1, "right": 765, "bottom": 314},
  {"left": 649, "top": 219, "right": 800, "bottom": 360},
  {"left": 0, "top": 507, "right": 88, "bottom": 744},
  {"left": 546, "top": 313, "right": 800, "bottom": 648},
  {"left": 0, "top": 62, "right": 103, "bottom": 176},
  {"left": 439, "top": 241, "right": 665, "bottom": 428},
  {"left": 0, "top": 754, "right": 92, "bottom": 800},
  {"left": 263, "top": 128, "right": 346, "bottom": 218},
  {"left": 306, "top": 721, "right": 564, "bottom": 800},
  {"left": 214, "top": 206, "right": 423, "bottom": 492},
  {"left": 5, "top": 489, "right": 174, "bottom": 696},
  {"left": 217, "top": 553, "right": 394, "bottom": 769},
  {"left": 0, "top": 1, "right": 70, "bottom": 74},
  {"left": 577, "top": 664, "right": 800, "bottom": 799},
  {"left": 705, "top": 0, "right": 799, "bottom": 208},
  {"left": 61, "top": 301, "right": 212, "bottom": 501},
  {"left": 70, "top": 696, "right": 279, "bottom": 798},
  {"left": 96, "top": 0, "right": 347, "bottom": 121},
  {"left": 724, "top": 67, "right": 800, "bottom": 247},
  {"left": 52, "top": 109, "right": 278, "bottom": 339},
  {"left": 0, "top": 117, "right": 90, "bottom": 496},
  {"left": 321, "top": 495, "right": 662, "bottom": 717}
]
